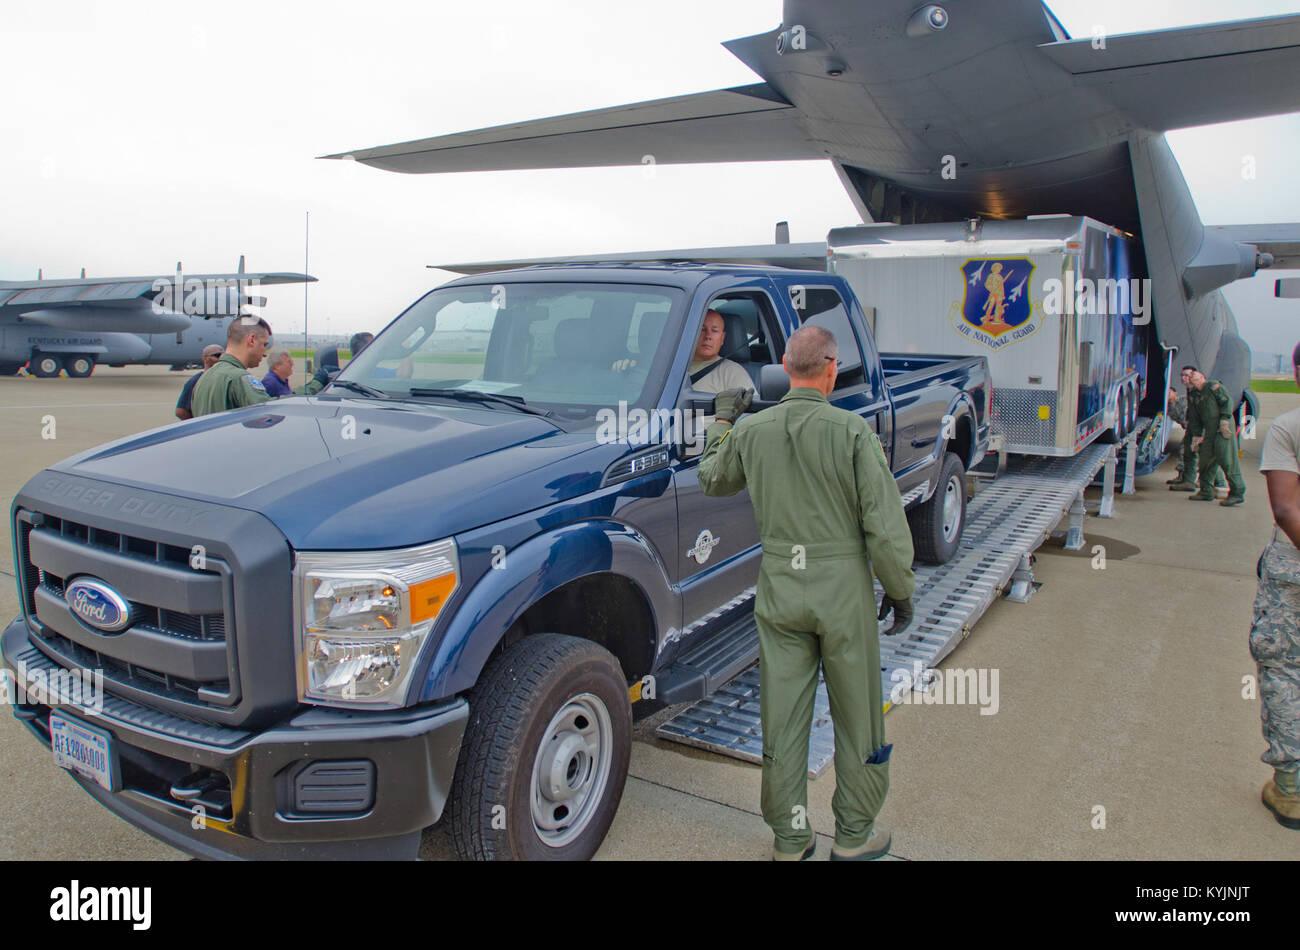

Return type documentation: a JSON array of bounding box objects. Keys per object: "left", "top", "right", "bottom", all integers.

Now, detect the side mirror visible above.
[
  {"left": 750, "top": 364, "right": 790, "bottom": 410},
  {"left": 675, "top": 389, "right": 716, "bottom": 458},
  {"left": 678, "top": 389, "right": 717, "bottom": 417}
]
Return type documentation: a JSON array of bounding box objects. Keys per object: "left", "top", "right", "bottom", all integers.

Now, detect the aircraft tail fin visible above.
[{"left": 1207, "top": 224, "right": 1300, "bottom": 270}]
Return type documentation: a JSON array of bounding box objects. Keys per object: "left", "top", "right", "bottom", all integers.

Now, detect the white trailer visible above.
[{"left": 828, "top": 216, "right": 1152, "bottom": 458}]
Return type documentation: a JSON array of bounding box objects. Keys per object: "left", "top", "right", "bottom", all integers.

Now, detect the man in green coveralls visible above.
[
  {"left": 1185, "top": 366, "right": 1246, "bottom": 506},
  {"left": 190, "top": 315, "right": 272, "bottom": 417},
  {"left": 697, "top": 324, "right": 916, "bottom": 861}
]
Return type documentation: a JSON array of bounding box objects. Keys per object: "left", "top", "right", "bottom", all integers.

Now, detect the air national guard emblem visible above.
[{"left": 949, "top": 258, "right": 1043, "bottom": 352}]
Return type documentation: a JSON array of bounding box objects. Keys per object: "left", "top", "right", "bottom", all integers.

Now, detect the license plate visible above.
[{"left": 50, "top": 714, "right": 117, "bottom": 792}]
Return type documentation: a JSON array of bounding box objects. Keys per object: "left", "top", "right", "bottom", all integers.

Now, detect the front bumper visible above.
[{"left": 3, "top": 619, "right": 468, "bottom": 860}]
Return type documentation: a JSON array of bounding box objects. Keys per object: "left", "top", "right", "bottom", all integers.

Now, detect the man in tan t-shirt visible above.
[
  {"left": 1251, "top": 341, "right": 1300, "bottom": 829},
  {"left": 686, "top": 309, "right": 752, "bottom": 394}
]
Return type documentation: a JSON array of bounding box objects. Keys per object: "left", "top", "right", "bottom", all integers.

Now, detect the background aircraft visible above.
[
  {"left": 329, "top": 0, "right": 1300, "bottom": 409},
  {"left": 0, "top": 258, "right": 314, "bottom": 377}
]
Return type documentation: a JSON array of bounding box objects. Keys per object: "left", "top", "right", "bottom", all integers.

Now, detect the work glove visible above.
[
  {"left": 1218, "top": 419, "right": 1233, "bottom": 440},
  {"left": 878, "top": 594, "right": 913, "bottom": 637},
  {"left": 714, "top": 387, "right": 753, "bottom": 423}
]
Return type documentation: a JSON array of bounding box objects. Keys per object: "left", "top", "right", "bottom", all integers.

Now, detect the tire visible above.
[
  {"left": 65, "top": 354, "right": 95, "bottom": 378},
  {"left": 909, "top": 452, "right": 966, "bottom": 565},
  {"left": 449, "top": 633, "right": 631, "bottom": 861},
  {"left": 1098, "top": 386, "right": 1127, "bottom": 443},
  {"left": 30, "top": 352, "right": 63, "bottom": 378}
]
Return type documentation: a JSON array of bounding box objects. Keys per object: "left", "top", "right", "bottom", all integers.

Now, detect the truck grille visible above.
[{"left": 15, "top": 511, "right": 241, "bottom": 714}]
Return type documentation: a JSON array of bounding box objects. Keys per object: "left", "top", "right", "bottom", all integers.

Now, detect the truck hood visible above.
[{"left": 51, "top": 397, "right": 625, "bottom": 549}]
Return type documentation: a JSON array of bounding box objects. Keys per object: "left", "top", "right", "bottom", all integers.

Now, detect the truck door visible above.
[{"left": 673, "top": 284, "right": 783, "bottom": 626}]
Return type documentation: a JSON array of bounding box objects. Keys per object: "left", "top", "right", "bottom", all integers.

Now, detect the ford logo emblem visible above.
[{"left": 64, "top": 577, "right": 132, "bottom": 633}]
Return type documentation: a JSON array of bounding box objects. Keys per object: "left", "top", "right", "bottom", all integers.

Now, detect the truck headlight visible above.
[{"left": 294, "top": 540, "right": 458, "bottom": 707}]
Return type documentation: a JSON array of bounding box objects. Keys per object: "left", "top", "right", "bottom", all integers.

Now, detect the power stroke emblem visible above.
[
  {"left": 687, "top": 529, "right": 721, "bottom": 565},
  {"left": 65, "top": 577, "right": 132, "bottom": 632}
]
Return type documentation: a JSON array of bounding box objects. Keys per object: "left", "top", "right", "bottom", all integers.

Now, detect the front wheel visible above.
[
  {"left": 909, "top": 452, "right": 966, "bottom": 565},
  {"left": 30, "top": 352, "right": 63, "bottom": 378},
  {"left": 449, "top": 633, "right": 631, "bottom": 861}
]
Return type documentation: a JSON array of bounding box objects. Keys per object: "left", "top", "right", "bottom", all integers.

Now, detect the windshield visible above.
[{"left": 338, "top": 281, "right": 683, "bottom": 418}]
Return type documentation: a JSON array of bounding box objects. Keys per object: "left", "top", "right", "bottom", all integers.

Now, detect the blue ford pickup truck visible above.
[{"left": 4, "top": 263, "right": 989, "bottom": 860}]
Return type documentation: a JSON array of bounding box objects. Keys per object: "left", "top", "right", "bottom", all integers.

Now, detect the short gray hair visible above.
[
  {"left": 267, "top": 347, "right": 293, "bottom": 368},
  {"left": 785, "top": 325, "right": 837, "bottom": 378}
]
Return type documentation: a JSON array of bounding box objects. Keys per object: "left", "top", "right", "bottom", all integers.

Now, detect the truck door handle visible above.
[{"left": 911, "top": 436, "right": 934, "bottom": 448}]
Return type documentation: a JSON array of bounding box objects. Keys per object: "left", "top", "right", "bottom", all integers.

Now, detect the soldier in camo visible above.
[
  {"left": 1166, "top": 381, "right": 1194, "bottom": 488},
  {"left": 1252, "top": 341, "right": 1300, "bottom": 829}
]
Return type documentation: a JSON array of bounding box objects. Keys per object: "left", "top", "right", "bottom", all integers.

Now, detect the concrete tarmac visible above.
[{"left": 0, "top": 366, "right": 1295, "bottom": 860}]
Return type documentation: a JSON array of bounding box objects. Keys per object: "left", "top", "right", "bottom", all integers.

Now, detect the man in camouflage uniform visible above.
[
  {"left": 697, "top": 325, "right": 916, "bottom": 861},
  {"left": 190, "top": 315, "right": 272, "bottom": 416},
  {"left": 1184, "top": 367, "right": 1245, "bottom": 506},
  {"left": 1166, "top": 381, "right": 1195, "bottom": 489},
  {"left": 1251, "top": 341, "right": 1300, "bottom": 829}
]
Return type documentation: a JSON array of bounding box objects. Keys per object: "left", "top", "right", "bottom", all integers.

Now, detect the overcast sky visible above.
[{"left": 2, "top": 0, "right": 1297, "bottom": 354}]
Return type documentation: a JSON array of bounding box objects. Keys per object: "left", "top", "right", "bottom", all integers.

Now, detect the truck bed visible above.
[{"left": 881, "top": 353, "right": 986, "bottom": 390}]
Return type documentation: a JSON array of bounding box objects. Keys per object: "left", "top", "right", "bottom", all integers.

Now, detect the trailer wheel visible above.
[
  {"left": 909, "top": 452, "right": 966, "bottom": 565},
  {"left": 65, "top": 355, "right": 96, "bottom": 378},
  {"left": 449, "top": 633, "right": 631, "bottom": 861},
  {"left": 30, "top": 352, "right": 63, "bottom": 378}
]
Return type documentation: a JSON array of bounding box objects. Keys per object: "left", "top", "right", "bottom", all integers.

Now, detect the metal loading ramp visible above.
[{"left": 657, "top": 442, "right": 1119, "bottom": 776}]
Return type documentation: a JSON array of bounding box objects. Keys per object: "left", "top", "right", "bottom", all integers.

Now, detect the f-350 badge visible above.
[{"left": 687, "top": 529, "right": 720, "bottom": 565}]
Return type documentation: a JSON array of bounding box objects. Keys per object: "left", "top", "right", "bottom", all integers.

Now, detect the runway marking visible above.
[{"left": 0, "top": 402, "right": 172, "bottom": 410}]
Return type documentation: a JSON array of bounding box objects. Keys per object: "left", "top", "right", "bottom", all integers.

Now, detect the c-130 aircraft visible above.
[
  {"left": 327, "top": 0, "right": 1300, "bottom": 411},
  {"left": 0, "top": 257, "right": 314, "bottom": 378}
]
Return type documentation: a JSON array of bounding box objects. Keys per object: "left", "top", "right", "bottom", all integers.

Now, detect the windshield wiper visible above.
[
  {"left": 327, "top": 379, "right": 389, "bottom": 398},
  {"left": 408, "top": 387, "right": 555, "bottom": 418}
]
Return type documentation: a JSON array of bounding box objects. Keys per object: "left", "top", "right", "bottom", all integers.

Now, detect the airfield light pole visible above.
[{"left": 304, "top": 211, "right": 310, "bottom": 375}]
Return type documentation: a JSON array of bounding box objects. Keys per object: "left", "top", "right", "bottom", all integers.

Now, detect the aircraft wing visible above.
[
  {"left": 1206, "top": 224, "right": 1300, "bottom": 270},
  {"left": 0, "top": 272, "right": 316, "bottom": 309},
  {"left": 1038, "top": 14, "right": 1300, "bottom": 131},
  {"left": 433, "top": 243, "right": 829, "bottom": 275},
  {"left": 324, "top": 83, "right": 821, "bottom": 174}
]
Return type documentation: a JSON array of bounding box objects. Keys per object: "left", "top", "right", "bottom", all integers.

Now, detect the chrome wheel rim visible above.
[
  {"left": 39, "top": 358, "right": 58, "bottom": 375},
  {"left": 941, "top": 475, "right": 962, "bottom": 543},
  {"left": 530, "top": 692, "right": 613, "bottom": 848}
]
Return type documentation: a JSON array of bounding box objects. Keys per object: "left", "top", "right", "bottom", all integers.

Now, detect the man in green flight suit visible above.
[
  {"left": 1185, "top": 366, "right": 1246, "bottom": 506},
  {"left": 1169, "top": 368, "right": 1226, "bottom": 494},
  {"left": 190, "top": 315, "right": 273, "bottom": 417},
  {"left": 697, "top": 325, "right": 916, "bottom": 861}
]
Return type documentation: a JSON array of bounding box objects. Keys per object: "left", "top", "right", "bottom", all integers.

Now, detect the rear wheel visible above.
[
  {"left": 65, "top": 354, "right": 96, "bottom": 378},
  {"left": 30, "top": 352, "right": 63, "bottom": 378},
  {"left": 449, "top": 633, "right": 631, "bottom": 861},
  {"left": 909, "top": 452, "right": 966, "bottom": 565}
]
